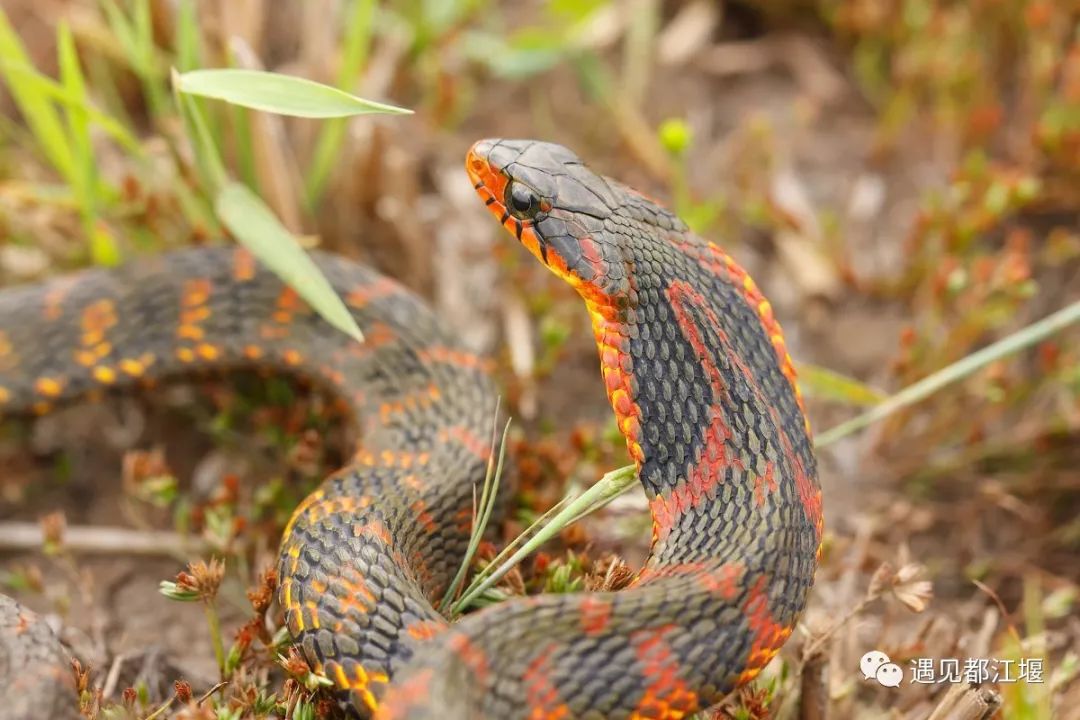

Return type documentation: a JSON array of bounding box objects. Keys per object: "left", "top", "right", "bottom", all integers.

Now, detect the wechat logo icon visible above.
[{"left": 861, "top": 650, "right": 903, "bottom": 688}]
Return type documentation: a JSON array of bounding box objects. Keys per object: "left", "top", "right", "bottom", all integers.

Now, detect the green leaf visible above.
[
  {"left": 175, "top": 69, "right": 412, "bottom": 118},
  {"left": 215, "top": 182, "right": 364, "bottom": 343},
  {"left": 796, "top": 362, "right": 886, "bottom": 408}
]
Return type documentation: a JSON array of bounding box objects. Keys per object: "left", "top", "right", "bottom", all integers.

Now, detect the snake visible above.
[{"left": 0, "top": 139, "right": 821, "bottom": 719}]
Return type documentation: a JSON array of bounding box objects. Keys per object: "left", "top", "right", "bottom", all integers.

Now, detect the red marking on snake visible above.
[
  {"left": 688, "top": 239, "right": 808, "bottom": 427},
  {"left": 406, "top": 619, "right": 447, "bottom": 641},
  {"left": 579, "top": 596, "right": 612, "bottom": 636},
  {"left": 331, "top": 566, "right": 377, "bottom": 611},
  {"left": 753, "top": 461, "right": 778, "bottom": 507},
  {"left": 346, "top": 277, "right": 397, "bottom": 308},
  {"left": 410, "top": 499, "right": 437, "bottom": 533},
  {"left": 667, "top": 279, "right": 822, "bottom": 542},
  {"left": 738, "top": 575, "right": 793, "bottom": 684},
  {"left": 353, "top": 520, "right": 393, "bottom": 546},
  {"left": 440, "top": 425, "right": 492, "bottom": 460},
  {"left": 635, "top": 562, "right": 745, "bottom": 599},
  {"left": 374, "top": 668, "right": 435, "bottom": 720},
  {"left": 232, "top": 247, "right": 257, "bottom": 281},
  {"left": 417, "top": 346, "right": 495, "bottom": 373},
  {"left": 578, "top": 235, "right": 604, "bottom": 277},
  {"left": 448, "top": 632, "right": 490, "bottom": 684},
  {"left": 629, "top": 625, "right": 698, "bottom": 719},
  {"left": 524, "top": 643, "right": 571, "bottom": 719},
  {"left": 650, "top": 280, "right": 736, "bottom": 541}
]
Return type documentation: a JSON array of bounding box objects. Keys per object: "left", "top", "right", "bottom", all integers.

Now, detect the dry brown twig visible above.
[
  {"left": 0, "top": 521, "right": 205, "bottom": 558},
  {"left": 926, "top": 683, "right": 1003, "bottom": 720}
]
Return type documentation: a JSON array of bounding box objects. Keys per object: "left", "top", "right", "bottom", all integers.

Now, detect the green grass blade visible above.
[
  {"left": 175, "top": 0, "right": 202, "bottom": 73},
  {"left": 132, "top": 0, "right": 165, "bottom": 118},
  {"left": 796, "top": 362, "right": 887, "bottom": 408},
  {"left": 814, "top": 300, "right": 1080, "bottom": 446},
  {"left": 304, "top": 0, "right": 377, "bottom": 208},
  {"left": 440, "top": 412, "right": 510, "bottom": 610},
  {"left": 173, "top": 69, "right": 228, "bottom": 193},
  {"left": 98, "top": 0, "right": 137, "bottom": 60},
  {"left": 452, "top": 463, "right": 637, "bottom": 613},
  {"left": 57, "top": 23, "right": 92, "bottom": 189},
  {"left": 0, "top": 61, "right": 142, "bottom": 153},
  {"left": 100, "top": 0, "right": 165, "bottom": 119},
  {"left": 464, "top": 494, "right": 576, "bottom": 595},
  {"left": 0, "top": 8, "right": 75, "bottom": 184},
  {"left": 215, "top": 182, "right": 364, "bottom": 343},
  {"left": 58, "top": 21, "right": 121, "bottom": 265},
  {"left": 176, "top": 69, "right": 413, "bottom": 118}
]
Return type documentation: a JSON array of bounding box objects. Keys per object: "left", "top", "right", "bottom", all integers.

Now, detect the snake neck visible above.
[{"left": 582, "top": 231, "right": 821, "bottom": 564}]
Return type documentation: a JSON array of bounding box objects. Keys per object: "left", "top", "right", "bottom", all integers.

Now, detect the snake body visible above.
[{"left": 0, "top": 139, "right": 821, "bottom": 719}]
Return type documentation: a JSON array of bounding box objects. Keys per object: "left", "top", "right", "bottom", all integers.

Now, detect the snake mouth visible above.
[{"left": 466, "top": 140, "right": 552, "bottom": 265}]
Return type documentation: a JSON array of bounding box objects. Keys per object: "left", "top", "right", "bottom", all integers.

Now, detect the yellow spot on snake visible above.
[
  {"left": 177, "top": 324, "right": 204, "bottom": 341},
  {"left": 34, "top": 377, "right": 64, "bottom": 397},
  {"left": 0, "top": 387, "right": 9, "bottom": 404},
  {"left": 181, "top": 306, "right": 211, "bottom": 323},
  {"left": 282, "top": 579, "right": 293, "bottom": 609},
  {"left": 181, "top": 280, "right": 211, "bottom": 307},
  {"left": 233, "top": 248, "right": 256, "bottom": 281},
  {"left": 305, "top": 601, "right": 321, "bottom": 629},
  {"left": 176, "top": 347, "right": 195, "bottom": 363},
  {"left": 92, "top": 366, "right": 117, "bottom": 384},
  {"left": 196, "top": 343, "right": 220, "bottom": 361},
  {"left": 283, "top": 349, "right": 303, "bottom": 366},
  {"left": 243, "top": 345, "right": 263, "bottom": 360},
  {"left": 334, "top": 664, "right": 351, "bottom": 689},
  {"left": 119, "top": 358, "right": 145, "bottom": 377}
]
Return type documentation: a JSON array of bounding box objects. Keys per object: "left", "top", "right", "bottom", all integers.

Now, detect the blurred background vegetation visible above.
[{"left": 1, "top": 1, "right": 1077, "bottom": 718}]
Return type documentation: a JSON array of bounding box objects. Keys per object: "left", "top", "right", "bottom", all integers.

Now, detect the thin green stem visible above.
[
  {"left": 814, "top": 300, "right": 1080, "bottom": 447},
  {"left": 458, "top": 493, "right": 576, "bottom": 597},
  {"left": 439, "top": 406, "right": 510, "bottom": 610},
  {"left": 452, "top": 463, "right": 637, "bottom": 613},
  {"left": 203, "top": 599, "right": 226, "bottom": 676}
]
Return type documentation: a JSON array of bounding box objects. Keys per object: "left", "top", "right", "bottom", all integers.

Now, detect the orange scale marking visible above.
[
  {"left": 628, "top": 625, "right": 698, "bottom": 720},
  {"left": 579, "top": 596, "right": 612, "bottom": 636},
  {"left": 736, "top": 575, "right": 793, "bottom": 685},
  {"left": 523, "top": 644, "right": 571, "bottom": 720}
]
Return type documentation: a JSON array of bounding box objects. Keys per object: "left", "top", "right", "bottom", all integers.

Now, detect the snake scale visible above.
[{"left": 0, "top": 139, "right": 821, "bottom": 719}]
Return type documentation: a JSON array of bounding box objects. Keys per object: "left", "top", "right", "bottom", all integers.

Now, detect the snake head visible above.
[{"left": 467, "top": 138, "right": 627, "bottom": 296}]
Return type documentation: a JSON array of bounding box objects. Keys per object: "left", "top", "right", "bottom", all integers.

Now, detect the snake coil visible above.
[{"left": 0, "top": 139, "right": 820, "bottom": 719}]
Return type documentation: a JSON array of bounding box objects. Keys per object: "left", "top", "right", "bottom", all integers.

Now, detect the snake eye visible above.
[{"left": 506, "top": 181, "right": 540, "bottom": 220}]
